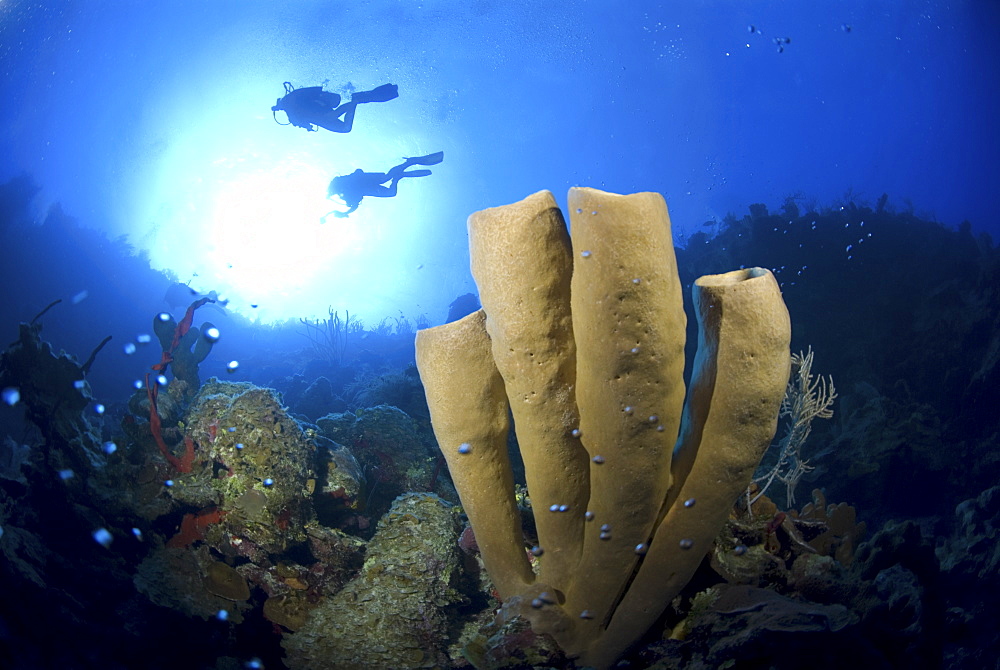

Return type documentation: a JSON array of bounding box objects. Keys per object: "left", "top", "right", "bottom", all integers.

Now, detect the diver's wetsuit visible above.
[{"left": 272, "top": 82, "right": 398, "bottom": 133}]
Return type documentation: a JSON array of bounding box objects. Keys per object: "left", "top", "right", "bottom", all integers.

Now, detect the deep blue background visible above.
[{"left": 1, "top": 0, "right": 998, "bottom": 323}]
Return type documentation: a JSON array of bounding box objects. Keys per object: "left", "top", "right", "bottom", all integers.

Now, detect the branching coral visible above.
[
  {"left": 752, "top": 347, "right": 837, "bottom": 507},
  {"left": 298, "top": 307, "right": 357, "bottom": 366}
]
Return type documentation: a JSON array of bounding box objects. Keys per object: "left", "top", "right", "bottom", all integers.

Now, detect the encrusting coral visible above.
[
  {"left": 283, "top": 492, "right": 463, "bottom": 669},
  {"left": 415, "top": 188, "right": 792, "bottom": 668}
]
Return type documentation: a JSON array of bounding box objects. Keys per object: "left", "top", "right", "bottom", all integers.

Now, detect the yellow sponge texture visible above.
[{"left": 415, "top": 188, "right": 790, "bottom": 668}]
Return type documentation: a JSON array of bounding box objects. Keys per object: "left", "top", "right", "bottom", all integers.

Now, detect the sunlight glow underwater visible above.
[
  {"left": 138, "top": 117, "right": 417, "bottom": 324},
  {"left": 204, "top": 159, "right": 362, "bottom": 314}
]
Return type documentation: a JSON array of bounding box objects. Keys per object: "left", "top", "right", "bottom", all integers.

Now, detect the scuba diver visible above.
[
  {"left": 272, "top": 81, "right": 399, "bottom": 132},
  {"left": 322, "top": 152, "right": 444, "bottom": 221}
]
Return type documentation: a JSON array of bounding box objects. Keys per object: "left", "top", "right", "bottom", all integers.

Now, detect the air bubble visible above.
[
  {"left": 92, "top": 528, "right": 113, "bottom": 548},
  {"left": 1, "top": 387, "right": 19, "bottom": 406}
]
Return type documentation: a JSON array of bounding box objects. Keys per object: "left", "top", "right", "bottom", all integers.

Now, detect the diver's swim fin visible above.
[
  {"left": 351, "top": 83, "right": 399, "bottom": 104},
  {"left": 403, "top": 151, "right": 444, "bottom": 166}
]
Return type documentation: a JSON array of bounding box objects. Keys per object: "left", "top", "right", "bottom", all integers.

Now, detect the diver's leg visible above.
[
  {"left": 369, "top": 172, "right": 429, "bottom": 198},
  {"left": 387, "top": 152, "right": 442, "bottom": 175},
  {"left": 386, "top": 161, "right": 409, "bottom": 179},
  {"left": 378, "top": 181, "right": 399, "bottom": 198},
  {"left": 387, "top": 156, "right": 434, "bottom": 178},
  {"left": 314, "top": 103, "right": 358, "bottom": 133},
  {"left": 337, "top": 103, "right": 358, "bottom": 133}
]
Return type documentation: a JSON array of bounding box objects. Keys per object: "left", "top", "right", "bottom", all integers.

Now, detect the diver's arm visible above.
[
  {"left": 320, "top": 200, "right": 359, "bottom": 222},
  {"left": 334, "top": 203, "right": 360, "bottom": 217}
]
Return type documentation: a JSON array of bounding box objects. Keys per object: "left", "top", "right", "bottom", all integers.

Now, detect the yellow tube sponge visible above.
[
  {"left": 467, "top": 190, "right": 590, "bottom": 591},
  {"left": 415, "top": 309, "right": 535, "bottom": 598},
  {"left": 415, "top": 188, "right": 790, "bottom": 668}
]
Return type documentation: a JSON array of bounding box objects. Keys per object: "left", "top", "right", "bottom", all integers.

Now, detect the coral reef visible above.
[
  {"left": 341, "top": 365, "right": 430, "bottom": 419},
  {"left": 937, "top": 485, "right": 1000, "bottom": 666},
  {"left": 644, "top": 585, "right": 863, "bottom": 670},
  {"left": 293, "top": 376, "right": 337, "bottom": 421},
  {"left": 160, "top": 379, "right": 318, "bottom": 556},
  {"left": 316, "top": 404, "right": 441, "bottom": 519},
  {"left": 134, "top": 544, "right": 252, "bottom": 622},
  {"left": 0, "top": 321, "right": 105, "bottom": 479},
  {"left": 633, "top": 500, "right": 942, "bottom": 669},
  {"left": 416, "top": 188, "right": 791, "bottom": 667},
  {"left": 283, "top": 492, "right": 464, "bottom": 669},
  {"left": 115, "top": 376, "right": 377, "bottom": 659}
]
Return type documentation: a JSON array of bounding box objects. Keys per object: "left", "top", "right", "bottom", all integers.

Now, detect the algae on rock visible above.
[{"left": 283, "top": 492, "right": 464, "bottom": 670}]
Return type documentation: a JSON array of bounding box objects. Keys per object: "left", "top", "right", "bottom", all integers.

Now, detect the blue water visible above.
[
  {"left": 2, "top": 0, "right": 996, "bottom": 323},
  {"left": 1, "top": 3, "right": 999, "bottom": 668}
]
